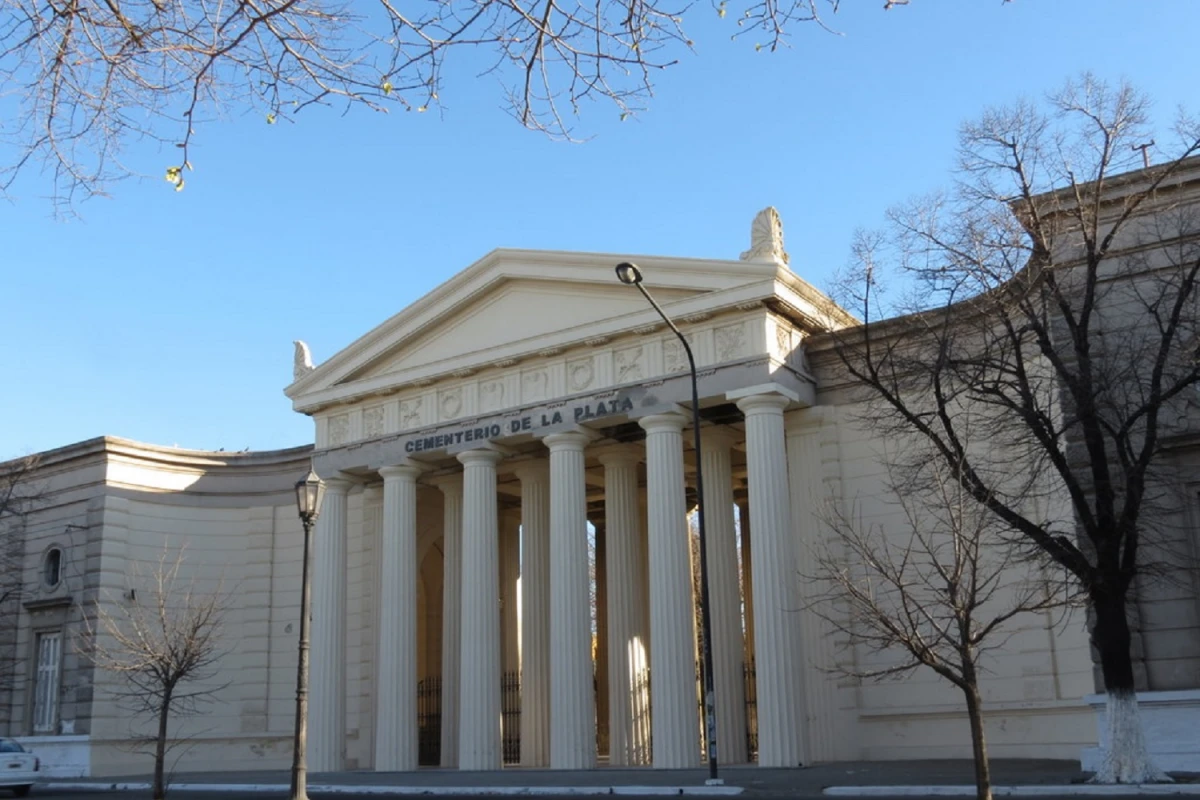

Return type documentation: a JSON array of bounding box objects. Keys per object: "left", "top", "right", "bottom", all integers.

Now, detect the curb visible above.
[
  {"left": 824, "top": 786, "right": 1200, "bottom": 797},
  {"left": 42, "top": 783, "right": 745, "bottom": 796}
]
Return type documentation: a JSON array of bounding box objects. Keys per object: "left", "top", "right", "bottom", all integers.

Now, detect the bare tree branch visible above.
[
  {"left": 811, "top": 432, "right": 1078, "bottom": 800},
  {"left": 79, "top": 546, "right": 230, "bottom": 800},
  {"left": 826, "top": 72, "right": 1200, "bottom": 784},
  {"left": 0, "top": 0, "right": 985, "bottom": 208}
]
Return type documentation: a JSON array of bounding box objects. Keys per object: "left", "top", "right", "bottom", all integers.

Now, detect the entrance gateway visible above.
[{"left": 283, "top": 209, "right": 1101, "bottom": 772}]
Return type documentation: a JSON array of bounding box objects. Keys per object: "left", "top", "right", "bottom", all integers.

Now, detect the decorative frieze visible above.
[
  {"left": 614, "top": 346, "right": 644, "bottom": 384},
  {"left": 522, "top": 368, "right": 550, "bottom": 403},
  {"left": 399, "top": 398, "right": 424, "bottom": 430},
  {"left": 662, "top": 336, "right": 693, "bottom": 374},
  {"left": 715, "top": 321, "right": 747, "bottom": 362},
  {"left": 480, "top": 379, "right": 507, "bottom": 413},
  {"left": 363, "top": 405, "right": 386, "bottom": 439},
  {"left": 328, "top": 414, "right": 350, "bottom": 447},
  {"left": 317, "top": 306, "right": 794, "bottom": 450},
  {"left": 439, "top": 387, "right": 464, "bottom": 421},
  {"left": 567, "top": 358, "right": 595, "bottom": 393}
]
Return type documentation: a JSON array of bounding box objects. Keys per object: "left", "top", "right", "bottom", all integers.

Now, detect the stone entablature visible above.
[
  {"left": 287, "top": 248, "right": 850, "bottom": 450},
  {"left": 290, "top": 250, "right": 843, "bottom": 453},
  {"left": 311, "top": 306, "right": 810, "bottom": 451}
]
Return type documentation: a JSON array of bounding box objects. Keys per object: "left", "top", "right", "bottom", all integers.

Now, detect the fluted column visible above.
[
  {"left": 500, "top": 512, "right": 521, "bottom": 675},
  {"left": 310, "top": 476, "right": 351, "bottom": 772},
  {"left": 544, "top": 431, "right": 597, "bottom": 769},
  {"left": 736, "top": 392, "right": 803, "bottom": 767},
  {"left": 433, "top": 475, "right": 464, "bottom": 768},
  {"left": 737, "top": 499, "right": 756, "bottom": 670},
  {"left": 594, "top": 524, "right": 609, "bottom": 759},
  {"left": 457, "top": 449, "right": 504, "bottom": 771},
  {"left": 500, "top": 510, "right": 521, "bottom": 763},
  {"left": 635, "top": 489, "right": 652, "bottom": 765},
  {"left": 639, "top": 412, "right": 701, "bottom": 769},
  {"left": 701, "top": 429, "right": 748, "bottom": 764},
  {"left": 516, "top": 461, "right": 551, "bottom": 767},
  {"left": 376, "top": 464, "right": 422, "bottom": 771},
  {"left": 599, "top": 447, "right": 651, "bottom": 766}
]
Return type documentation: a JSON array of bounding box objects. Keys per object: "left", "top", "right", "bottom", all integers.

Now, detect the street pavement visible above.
[{"left": 30, "top": 759, "right": 1200, "bottom": 799}]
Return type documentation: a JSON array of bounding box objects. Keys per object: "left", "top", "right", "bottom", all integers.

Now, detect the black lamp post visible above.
[
  {"left": 616, "top": 262, "right": 720, "bottom": 783},
  {"left": 290, "top": 469, "right": 326, "bottom": 800}
]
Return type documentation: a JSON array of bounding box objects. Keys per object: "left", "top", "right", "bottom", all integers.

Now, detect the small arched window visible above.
[{"left": 43, "top": 548, "right": 63, "bottom": 589}]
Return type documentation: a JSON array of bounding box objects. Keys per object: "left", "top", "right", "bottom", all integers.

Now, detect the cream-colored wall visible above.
[
  {"left": 72, "top": 441, "right": 312, "bottom": 777},
  {"left": 785, "top": 403, "right": 1099, "bottom": 761}
]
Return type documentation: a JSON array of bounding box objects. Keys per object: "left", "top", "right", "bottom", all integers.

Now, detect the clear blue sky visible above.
[{"left": 4, "top": 1, "right": 1198, "bottom": 459}]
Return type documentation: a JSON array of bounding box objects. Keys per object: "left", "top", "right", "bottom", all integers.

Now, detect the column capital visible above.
[
  {"left": 379, "top": 463, "right": 423, "bottom": 482},
  {"left": 735, "top": 392, "right": 792, "bottom": 415},
  {"left": 729, "top": 383, "right": 799, "bottom": 414},
  {"left": 638, "top": 412, "right": 687, "bottom": 435},
  {"left": 542, "top": 429, "right": 594, "bottom": 452},
  {"left": 457, "top": 449, "right": 504, "bottom": 468},
  {"left": 323, "top": 473, "right": 355, "bottom": 494},
  {"left": 594, "top": 443, "right": 643, "bottom": 468}
]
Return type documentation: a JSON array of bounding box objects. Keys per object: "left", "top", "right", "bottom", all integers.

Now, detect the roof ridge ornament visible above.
[
  {"left": 739, "top": 206, "right": 790, "bottom": 266},
  {"left": 293, "top": 340, "right": 316, "bottom": 381}
]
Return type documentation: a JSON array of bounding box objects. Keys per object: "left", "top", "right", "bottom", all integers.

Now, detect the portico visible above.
[{"left": 285, "top": 213, "right": 852, "bottom": 771}]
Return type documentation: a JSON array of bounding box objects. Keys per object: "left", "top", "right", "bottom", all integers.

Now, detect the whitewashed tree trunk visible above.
[{"left": 1091, "top": 689, "right": 1171, "bottom": 784}]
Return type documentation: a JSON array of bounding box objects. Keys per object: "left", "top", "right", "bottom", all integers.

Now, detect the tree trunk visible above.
[
  {"left": 961, "top": 669, "right": 993, "bottom": 800},
  {"left": 154, "top": 687, "right": 172, "bottom": 800},
  {"left": 1090, "top": 590, "right": 1169, "bottom": 784}
]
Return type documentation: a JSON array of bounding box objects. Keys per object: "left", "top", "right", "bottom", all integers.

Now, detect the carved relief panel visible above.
[
  {"left": 614, "top": 345, "right": 644, "bottom": 384},
  {"left": 363, "top": 405, "right": 386, "bottom": 439},
  {"left": 439, "top": 387, "right": 464, "bottom": 421},
  {"left": 567, "top": 357, "right": 596, "bottom": 393},
  {"left": 522, "top": 368, "right": 550, "bottom": 403},
  {"left": 328, "top": 414, "right": 350, "bottom": 447}
]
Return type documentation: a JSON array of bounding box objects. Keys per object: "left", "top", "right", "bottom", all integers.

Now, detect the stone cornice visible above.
[{"left": 3, "top": 436, "right": 313, "bottom": 475}]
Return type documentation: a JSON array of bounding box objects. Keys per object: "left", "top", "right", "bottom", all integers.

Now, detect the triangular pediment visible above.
[
  {"left": 355, "top": 279, "right": 703, "bottom": 380},
  {"left": 287, "top": 248, "right": 782, "bottom": 411}
]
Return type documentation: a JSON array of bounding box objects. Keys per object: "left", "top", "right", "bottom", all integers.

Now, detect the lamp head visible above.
[
  {"left": 294, "top": 469, "right": 326, "bottom": 523},
  {"left": 615, "top": 262, "right": 643, "bottom": 286}
]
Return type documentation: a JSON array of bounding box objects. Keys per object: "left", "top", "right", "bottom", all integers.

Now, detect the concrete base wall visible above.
[
  {"left": 857, "top": 703, "right": 1096, "bottom": 762},
  {"left": 88, "top": 734, "right": 294, "bottom": 777},
  {"left": 1080, "top": 690, "right": 1200, "bottom": 772},
  {"left": 15, "top": 735, "right": 90, "bottom": 777}
]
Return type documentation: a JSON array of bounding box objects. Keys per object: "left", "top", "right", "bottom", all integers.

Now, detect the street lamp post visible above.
[
  {"left": 615, "top": 262, "right": 720, "bottom": 783},
  {"left": 291, "top": 469, "right": 326, "bottom": 800}
]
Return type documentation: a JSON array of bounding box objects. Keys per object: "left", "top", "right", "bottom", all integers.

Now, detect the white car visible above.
[{"left": 0, "top": 739, "right": 38, "bottom": 797}]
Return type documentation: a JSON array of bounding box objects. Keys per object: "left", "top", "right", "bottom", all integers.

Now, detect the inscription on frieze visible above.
[{"left": 404, "top": 394, "right": 635, "bottom": 455}]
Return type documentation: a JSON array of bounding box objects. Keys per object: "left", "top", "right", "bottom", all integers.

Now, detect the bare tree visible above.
[
  {"left": 81, "top": 547, "right": 230, "bottom": 800},
  {"left": 0, "top": 0, "right": 981, "bottom": 208},
  {"left": 0, "top": 456, "right": 42, "bottom": 604},
  {"left": 0, "top": 456, "right": 44, "bottom": 703},
  {"left": 812, "top": 432, "right": 1073, "bottom": 800},
  {"left": 829, "top": 74, "right": 1200, "bottom": 783}
]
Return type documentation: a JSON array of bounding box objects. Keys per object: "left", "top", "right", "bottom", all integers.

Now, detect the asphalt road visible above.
[{"left": 15, "top": 791, "right": 1174, "bottom": 800}]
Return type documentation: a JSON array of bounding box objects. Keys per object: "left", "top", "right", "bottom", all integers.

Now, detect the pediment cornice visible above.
[{"left": 286, "top": 248, "right": 805, "bottom": 412}]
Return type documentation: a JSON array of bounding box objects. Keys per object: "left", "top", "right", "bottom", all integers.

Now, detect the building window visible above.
[
  {"left": 32, "top": 632, "right": 61, "bottom": 733},
  {"left": 42, "top": 548, "right": 62, "bottom": 589}
]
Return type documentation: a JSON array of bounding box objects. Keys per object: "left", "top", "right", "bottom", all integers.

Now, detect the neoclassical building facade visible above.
[{"left": 2, "top": 160, "right": 1198, "bottom": 777}]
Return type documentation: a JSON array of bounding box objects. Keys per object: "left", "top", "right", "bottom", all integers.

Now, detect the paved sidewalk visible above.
[
  {"left": 42, "top": 760, "right": 1200, "bottom": 796},
  {"left": 36, "top": 759, "right": 1102, "bottom": 796}
]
